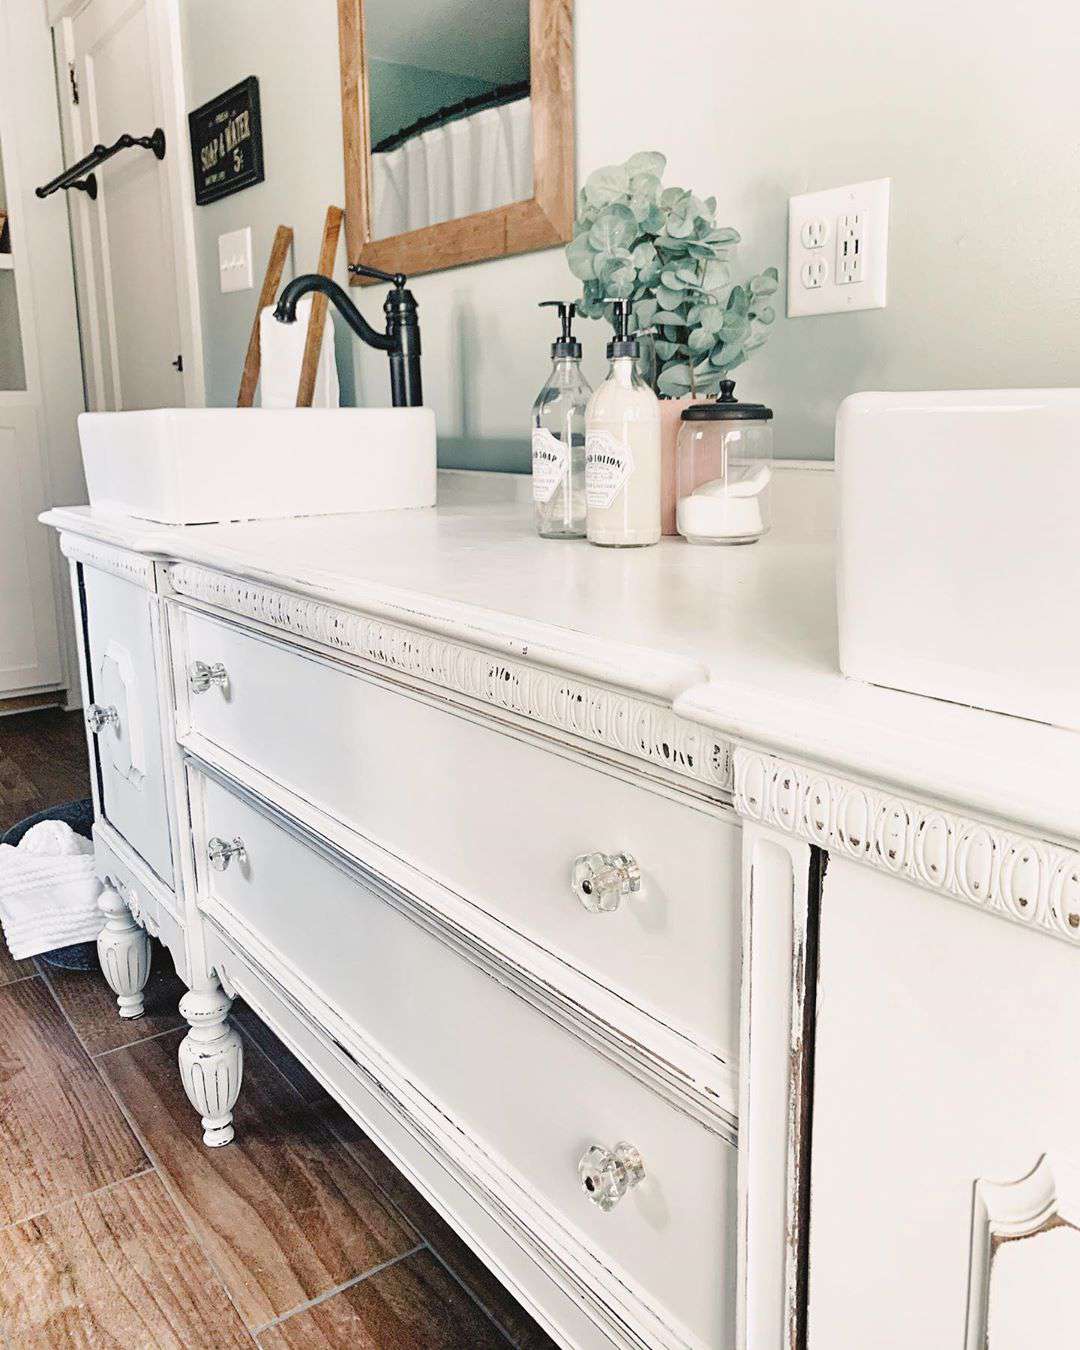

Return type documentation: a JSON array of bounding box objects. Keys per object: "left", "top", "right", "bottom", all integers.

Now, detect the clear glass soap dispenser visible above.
[{"left": 531, "top": 301, "right": 591, "bottom": 539}]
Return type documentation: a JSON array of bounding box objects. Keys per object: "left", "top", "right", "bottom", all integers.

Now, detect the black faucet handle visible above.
[{"left": 348, "top": 261, "right": 408, "bottom": 289}]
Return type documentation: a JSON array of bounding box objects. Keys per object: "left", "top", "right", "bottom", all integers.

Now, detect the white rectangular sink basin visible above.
[
  {"left": 837, "top": 388, "right": 1080, "bottom": 730},
  {"left": 79, "top": 407, "right": 437, "bottom": 525}
]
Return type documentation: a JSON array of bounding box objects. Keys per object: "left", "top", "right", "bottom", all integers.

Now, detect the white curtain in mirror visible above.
[{"left": 371, "top": 96, "right": 533, "bottom": 239}]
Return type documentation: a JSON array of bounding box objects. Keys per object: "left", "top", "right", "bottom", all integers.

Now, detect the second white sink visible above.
[{"left": 79, "top": 407, "right": 437, "bottom": 525}]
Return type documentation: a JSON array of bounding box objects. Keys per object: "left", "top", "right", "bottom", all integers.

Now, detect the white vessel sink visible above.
[
  {"left": 837, "top": 388, "right": 1080, "bottom": 730},
  {"left": 79, "top": 407, "right": 437, "bottom": 525}
]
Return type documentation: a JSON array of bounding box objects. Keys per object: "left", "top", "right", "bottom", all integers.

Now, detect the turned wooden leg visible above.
[
  {"left": 178, "top": 982, "right": 243, "bottom": 1147},
  {"left": 96, "top": 883, "right": 152, "bottom": 1019}
]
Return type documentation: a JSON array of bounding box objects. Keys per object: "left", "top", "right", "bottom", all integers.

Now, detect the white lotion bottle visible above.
[{"left": 585, "top": 300, "right": 661, "bottom": 547}]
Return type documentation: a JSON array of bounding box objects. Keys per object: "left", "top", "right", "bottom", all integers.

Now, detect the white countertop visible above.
[{"left": 44, "top": 466, "right": 1080, "bottom": 843}]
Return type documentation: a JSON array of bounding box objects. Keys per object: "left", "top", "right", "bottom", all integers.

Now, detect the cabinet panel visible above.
[
  {"left": 82, "top": 566, "right": 172, "bottom": 884},
  {"left": 807, "top": 858, "right": 1080, "bottom": 1349}
]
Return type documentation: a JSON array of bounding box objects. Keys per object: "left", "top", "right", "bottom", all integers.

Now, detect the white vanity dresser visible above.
[{"left": 42, "top": 466, "right": 1080, "bottom": 1349}]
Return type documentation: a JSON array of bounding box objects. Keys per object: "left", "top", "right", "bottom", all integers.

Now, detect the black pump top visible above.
[
  {"left": 539, "top": 300, "right": 581, "bottom": 359},
  {"left": 606, "top": 299, "right": 639, "bottom": 359},
  {"left": 681, "top": 379, "right": 773, "bottom": 421}
]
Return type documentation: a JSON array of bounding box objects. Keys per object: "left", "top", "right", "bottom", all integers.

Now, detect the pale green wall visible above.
[
  {"left": 367, "top": 60, "right": 494, "bottom": 148},
  {"left": 181, "top": 0, "right": 1080, "bottom": 464}
]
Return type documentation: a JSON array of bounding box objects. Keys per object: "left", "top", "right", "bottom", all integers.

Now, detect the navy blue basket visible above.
[{"left": 1, "top": 799, "right": 98, "bottom": 970}]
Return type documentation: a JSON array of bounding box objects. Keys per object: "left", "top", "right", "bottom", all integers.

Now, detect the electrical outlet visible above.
[
  {"left": 787, "top": 179, "right": 890, "bottom": 317},
  {"left": 800, "top": 217, "right": 829, "bottom": 250},
  {"left": 836, "top": 212, "right": 865, "bottom": 284},
  {"left": 801, "top": 257, "right": 828, "bottom": 289},
  {"left": 218, "top": 226, "right": 253, "bottom": 293}
]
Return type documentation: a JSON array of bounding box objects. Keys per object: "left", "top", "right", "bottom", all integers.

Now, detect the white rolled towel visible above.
[
  {"left": 0, "top": 818, "right": 102, "bottom": 960},
  {"left": 259, "top": 294, "right": 340, "bottom": 408}
]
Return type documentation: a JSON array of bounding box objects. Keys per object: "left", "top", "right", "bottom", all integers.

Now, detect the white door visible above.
[
  {"left": 61, "top": 0, "right": 187, "bottom": 410},
  {"left": 0, "top": 1, "right": 79, "bottom": 697}
]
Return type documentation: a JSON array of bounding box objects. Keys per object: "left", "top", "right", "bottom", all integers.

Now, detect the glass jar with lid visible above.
[{"left": 675, "top": 380, "right": 774, "bottom": 544}]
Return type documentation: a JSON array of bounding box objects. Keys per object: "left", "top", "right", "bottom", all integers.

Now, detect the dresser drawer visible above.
[
  {"left": 172, "top": 607, "right": 740, "bottom": 1058},
  {"left": 191, "top": 768, "right": 736, "bottom": 1348},
  {"left": 81, "top": 565, "right": 172, "bottom": 884}
]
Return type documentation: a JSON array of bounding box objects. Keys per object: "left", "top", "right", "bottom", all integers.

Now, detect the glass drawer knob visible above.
[
  {"left": 578, "top": 1142, "right": 645, "bottom": 1212},
  {"left": 86, "top": 703, "right": 119, "bottom": 734},
  {"left": 189, "top": 660, "right": 228, "bottom": 694},
  {"left": 207, "top": 836, "right": 246, "bottom": 872},
  {"left": 571, "top": 851, "right": 642, "bottom": 913}
]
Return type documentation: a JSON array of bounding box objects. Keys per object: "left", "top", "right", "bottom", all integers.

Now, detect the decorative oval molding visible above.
[
  {"left": 168, "top": 564, "right": 735, "bottom": 795},
  {"left": 734, "top": 748, "right": 1080, "bottom": 949}
]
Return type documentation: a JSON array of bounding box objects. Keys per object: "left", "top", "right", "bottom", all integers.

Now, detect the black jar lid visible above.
[{"left": 681, "top": 379, "right": 773, "bottom": 421}]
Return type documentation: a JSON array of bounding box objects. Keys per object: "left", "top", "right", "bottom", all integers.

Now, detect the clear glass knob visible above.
[
  {"left": 207, "top": 836, "right": 246, "bottom": 872},
  {"left": 86, "top": 703, "right": 119, "bottom": 734},
  {"left": 570, "top": 851, "right": 642, "bottom": 913},
  {"left": 189, "top": 660, "right": 228, "bottom": 694},
  {"left": 578, "top": 1142, "right": 645, "bottom": 1212}
]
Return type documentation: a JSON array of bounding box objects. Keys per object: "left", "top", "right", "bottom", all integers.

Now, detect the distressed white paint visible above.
[
  {"left": 42, "top": 468, "right": 1080, "bottom": 1349},
  {"left": 96, "top": 881, "right": 151, "bottom": 1017}
]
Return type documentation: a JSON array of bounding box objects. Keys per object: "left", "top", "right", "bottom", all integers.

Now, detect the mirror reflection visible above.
[{"left": 365, "top": 0, "right": 532, "bottom": 240}]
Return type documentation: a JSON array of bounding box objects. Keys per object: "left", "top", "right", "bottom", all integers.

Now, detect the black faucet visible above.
[{"left": 273, "top": 263, "right": 423, "bottom": 408}]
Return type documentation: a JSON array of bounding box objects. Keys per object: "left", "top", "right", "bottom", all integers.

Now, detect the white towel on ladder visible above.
[{"left": 258, "top": 294, "right": 340, "bottom": 408}]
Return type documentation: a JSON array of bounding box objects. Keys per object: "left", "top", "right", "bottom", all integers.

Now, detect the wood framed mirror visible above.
[{"left": 337, "top": 0, "right": 574, "bottom": 285}]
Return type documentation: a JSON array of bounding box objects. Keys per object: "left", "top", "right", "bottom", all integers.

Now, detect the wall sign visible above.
[{"left": 188, "top": 76, "right": 264, "bottom": 206}]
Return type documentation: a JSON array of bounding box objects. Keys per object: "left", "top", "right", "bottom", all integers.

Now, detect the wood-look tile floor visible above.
[{"left": 0, "top": 710, "right": 560, "bottom": 1348}]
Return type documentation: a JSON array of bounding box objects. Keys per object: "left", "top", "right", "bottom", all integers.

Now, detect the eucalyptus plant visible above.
[{"left": 566, "top": 150, "right": 779, "bottom": 397}]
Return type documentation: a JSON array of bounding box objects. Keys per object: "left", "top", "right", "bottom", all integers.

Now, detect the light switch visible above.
[{"left": 218, "top": 226, "right": 253, "bottom": 293}]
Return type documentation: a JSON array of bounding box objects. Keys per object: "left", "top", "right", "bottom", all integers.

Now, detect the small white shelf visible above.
[{"left": 0, "top": 255, "right": 13, "bottom": 270}]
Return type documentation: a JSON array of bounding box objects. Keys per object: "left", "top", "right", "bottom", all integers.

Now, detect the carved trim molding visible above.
[
  {"left": 59, "top": 533, "right": 156, "bottom": 588},
  {"left": 168, "top": 564, "right": 734, "bottom": 793},
  {"left": 966, "top": 1154, "right": 1080, "bottom": 1348},
  {"left": 734, "top": 748, "right": 1080, "bottom": 947}
]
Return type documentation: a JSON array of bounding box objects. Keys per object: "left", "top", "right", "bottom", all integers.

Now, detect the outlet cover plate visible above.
[
  {"left": 787, "top": 178, "right": 890, "bottom": 317},
  {"left": 218, "top": 226, "right": 253, "bottom": 293}
]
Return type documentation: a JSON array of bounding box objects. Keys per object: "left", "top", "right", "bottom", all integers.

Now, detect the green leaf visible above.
[
  {"left": 583, "top": 163, "right": 630, "bottom": 209},
  {"left": 660, "top": 268, "right": 689, "bottom": 291},
  {"left": 698, "top": 305, "right": 726, "bottom": 334},
  {"left": 637, "top": 205, "right": 666, "bottom": 235},
  {"left": 633, "top": 295, "right": 659, "bottom": 324},
  {"left": 653, "top": 310, "right": 685, "bottom": 326},
  {"left": 566, "top": 233, "right": 596, "bottom": 281},
  {"left": 628, "top": 172, "right": 662, "bottom": 203},
  {"left": 654, "top": 285, "right": 686, "bottom": 311},
  {"left": 653, "top": 339, "right": 681, "bottom": 360},
  {"left": 660, "top": 186, "right": 688, "bottom": 209},
  {"left": 750, "top": 269, "right": 779, "bottom": 296},
  {"left": 657, "top": 363, "right": 693, "bottom": 394},
  {"left": 722, "top": 313, "right": 751, "bottom": 343},
  {"left": 626, "top": 150, "right": 667, "bottom": 179},
  {"left": 703, "top": 226, "right": 741, "bottom": 246},
  {"left": 755, "top": 305, "right": 776, "bottom": 324},
  {"left": 700, "top": 259, "right": 730, "bottom": 291},
  {"left": 726, "top": 284, "right": 750, "bottom": 315},
  {"left": 597, "top": 248, "right": 636, "bottom": 298},
  {"left": 687, "top": 327, "right": 714, "bottom": 353},
  {"left": 716, "top": 349, "right": 748, "bottom": 374},
  {"left": 665, "top": 207, "right": 697, "bottom": 239},
  {"left": 589, "top": 204, "right": 638, "bottom": 253}
]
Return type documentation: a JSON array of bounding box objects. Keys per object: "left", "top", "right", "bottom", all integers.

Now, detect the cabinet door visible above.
[
  {"left": 81, "top": 565, "right": 172, "bottom": 885},
  {"left": 808, "top": 857, "right": 1080, "bottom": 1349}
]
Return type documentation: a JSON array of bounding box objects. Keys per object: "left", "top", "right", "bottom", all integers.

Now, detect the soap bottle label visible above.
[
  {"left": 531, "top": 428, "right": 568, "bottom": 504},
  {"left": 585, "top": 430, "right": 634, "bottom": 509}
]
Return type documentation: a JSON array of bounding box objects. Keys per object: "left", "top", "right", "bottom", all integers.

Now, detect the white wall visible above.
[{"left": 183, "top": 0, "right": 1080, "bottom": 463}]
